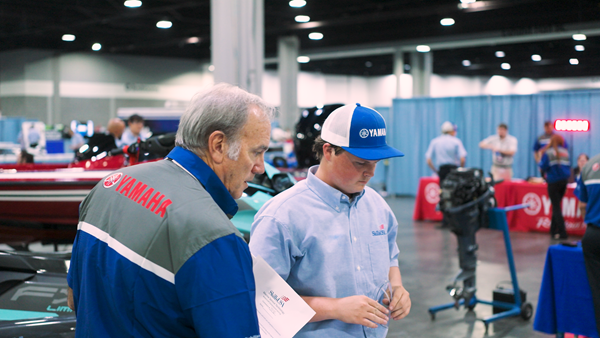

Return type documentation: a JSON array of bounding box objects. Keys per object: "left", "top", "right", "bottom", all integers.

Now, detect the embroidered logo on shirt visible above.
[
  {"left": 103, "top": 172, "right": 123, "bottom": 189},
  {"left": 372, "top": 224, "right": 386, "bottom": 236},
  {"left": 113, "top": 174, "right": 172, "bottom": 218}
]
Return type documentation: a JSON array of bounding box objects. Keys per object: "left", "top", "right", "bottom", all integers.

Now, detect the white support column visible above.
[
  {"left": 278, "top": 36, "right": 299, "bottom": 131},
  {"left": 51, "top": 55, "right": 61, "bottom": 125},
  {"left": 410, "top": 51, "right": 432, "bottom": 97},
  {"left": 393, "top": 49, "right": 404, "bottom": 98},
  {"left": 211, "top": 0, "right": 264, "bottom": 96}
]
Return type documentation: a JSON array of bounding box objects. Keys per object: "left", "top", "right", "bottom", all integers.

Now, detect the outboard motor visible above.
[{"left": 439, "top": 168, "right": 497, "bottom": 309}]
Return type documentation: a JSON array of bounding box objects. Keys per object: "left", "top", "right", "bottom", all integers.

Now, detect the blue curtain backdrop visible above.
[{"left": 386, "top": 90, "right": 600, "bottom": 196}]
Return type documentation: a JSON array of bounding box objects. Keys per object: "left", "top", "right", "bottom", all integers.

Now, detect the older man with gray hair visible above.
[{"left": 67, "top": 83, "right": 273, "bottom": 337}]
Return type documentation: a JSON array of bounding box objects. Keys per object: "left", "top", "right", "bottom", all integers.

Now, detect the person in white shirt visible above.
[
  {"left": 120, "top": 114, "right": 147, "bottom": 146},
  {"left": 479, "top": 123, "right": 518, "bottom": 181}
]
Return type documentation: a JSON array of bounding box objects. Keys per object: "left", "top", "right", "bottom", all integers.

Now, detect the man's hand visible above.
[
  {"left": 333, "top": 295, "right": 389, "bottom": 328},
  {"left": 385, "top": 285, "right": 411, "bottom": 320}
]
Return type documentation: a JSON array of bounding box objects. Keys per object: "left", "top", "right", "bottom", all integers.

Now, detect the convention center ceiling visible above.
[{"left": 1, "top": 0, "right": 600, "bottom": 78}]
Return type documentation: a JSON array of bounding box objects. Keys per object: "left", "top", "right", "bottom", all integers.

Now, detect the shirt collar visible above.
[
  {"left": 305, "top": 165, "right": 365, "bottom": 210},
  {"left": 166, "top": 146, "right": 238, "bottom": 217}
]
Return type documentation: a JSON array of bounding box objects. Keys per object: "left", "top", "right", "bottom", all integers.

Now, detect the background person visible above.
[
  {"left": 538, "top": 134, "right": 571, "bottom": 240},
  {"left": 106, "top": 117, "right": 125, "bottom": 148},
  {"left": 574, "top": 153, "right": 600, "bottom": 336},
  {"left": 425, "top": 121, "right": 467, "bottom": 183},
  {"left": 250, "top": 103, "right": 411, "bottom": 338},
  {"left": 479, "top": 123, "right": 518, "bottom": 181},
  {"left": 120, "top": 114, "right": 147, "bottom": 146},
  {"left": 67, "top": 83, "right": 272, "bottom": 337},
  {"left": 573, "top": 153, "right": 590, "bottom": 219},
  {"left": 533, "top": 121, "right": 567, "bottom": 163}
]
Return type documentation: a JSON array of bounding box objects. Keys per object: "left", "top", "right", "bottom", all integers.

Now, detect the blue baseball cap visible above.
[{"left": 320, "top": 103, "right": 404, "bottom": 160}]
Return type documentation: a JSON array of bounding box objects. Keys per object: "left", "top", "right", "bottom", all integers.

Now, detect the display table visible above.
[
  {"left": 413, "top": 177, "right": 442, "bottom": 221},
  {"left": 413, "top": 177, "right": 586, "bottom": 236},
  {"left": 494, "top": 180, "right": 586, "bottom": 236},
  {"left": 534, "top": 244, "right": 598, "bottom": 338}
]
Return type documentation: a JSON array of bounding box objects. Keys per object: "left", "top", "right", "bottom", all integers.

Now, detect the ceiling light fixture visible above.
[
  {"left": 461, "top": 0, "right": 476, "bottom": 3},
  {"left": 92, "top": 43, "right": 102, "bottom": 51},
  {"left": 124, "top": 0, "right": 142, "bottom": 8},
  {"left": 495, "top": 51, "right": 505, "bottom": 58},
  {"left": 297, "top": 56, "right": 310, "bottom": 63},
  {"left": 208, "top": 65, "right": 215, "bottom": 72},
  {"left": 531, "top": 54, "right": 542, "bottom": 62},
  {"left": 416, "top": 45, "right": 430, "bottom": 52},
  {"left": 501, "top": 63, "right": 511, "bottom": 70},
  {"left": 462, "top": 60, "right": 471, "bottom": 67},
  {"left": 289, "top": 0, "right": 306, "bottom": 8},
  {"left": 295, "top": 15, "right": 310, "bottom": 23},
  {"left": 308, "top": 32, "right": 323, "bottom": 40},
  {"left": 62, "top": 34, "right": 76, "bottom": 42},
  {"left": 575, "top": 45, "right": 585, "bottom": 52},
  {"left": 570, "top": 58, "right": 579, "bottom": 65},
  {"left": 440, "top": 18, "right": 455, "bottom": 26},
  {"left": 573, "top": 33, "right": 587, "bottom": 41},
  {"left": 156, "top": 20, "right": 172, "bottom": 29},
  {"left": 186, "top": 37, "right": 200, "bottom": 44}
]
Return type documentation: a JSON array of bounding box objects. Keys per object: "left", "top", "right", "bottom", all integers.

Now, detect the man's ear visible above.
[
  {"left": 322, "top": 143, "right": 334, "bottom": 162},
  {"left": 206, "top": 130, "right": 227, "bottom": 164}
]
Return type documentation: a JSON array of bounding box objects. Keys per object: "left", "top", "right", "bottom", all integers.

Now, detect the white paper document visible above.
[{"left": 253, "top": 255, "right": 316, "bottom": 338}]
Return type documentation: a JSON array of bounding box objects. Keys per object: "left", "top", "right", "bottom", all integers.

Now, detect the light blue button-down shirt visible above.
[
  {"left": 425, "top": 134, "right": 467, "bottom": 168},
  {"left": 250, "top": 166, "right": 400, "bottom": 338}
]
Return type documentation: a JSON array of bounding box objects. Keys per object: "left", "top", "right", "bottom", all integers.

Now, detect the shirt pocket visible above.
[{"left": 368, "top": 236, "right": 390, "bottom": 285}]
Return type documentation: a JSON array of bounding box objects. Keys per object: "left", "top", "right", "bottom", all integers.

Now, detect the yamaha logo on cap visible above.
[{"left": 320, "top": 103, "right": 404, "bottom": 160}]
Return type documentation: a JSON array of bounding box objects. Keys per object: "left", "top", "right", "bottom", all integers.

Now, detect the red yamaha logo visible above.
[{"left": 103, "top": 172, "right": 123, "bottom": 189}]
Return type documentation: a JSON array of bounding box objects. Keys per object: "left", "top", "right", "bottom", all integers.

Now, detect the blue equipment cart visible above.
[{"left": 428, "top": 204, "right": 534, "bottom": 333}]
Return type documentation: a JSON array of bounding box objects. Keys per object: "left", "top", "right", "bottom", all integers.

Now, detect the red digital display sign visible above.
[{"left": 554, "top": 119, "right": 590, "bottom": 132}]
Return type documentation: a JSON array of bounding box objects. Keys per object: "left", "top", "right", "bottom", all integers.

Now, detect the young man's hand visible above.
[
  {"left": 334, "top": 295, "right": 389, "bottom": 328},
  {"left": 385, "top": 285, "right": 411, "bottom": 320}
]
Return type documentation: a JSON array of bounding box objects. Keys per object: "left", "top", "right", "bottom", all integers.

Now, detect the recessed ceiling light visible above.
[
  {"left": 156, "top": 20, "right": 172, "bottom": 29},
  {"left": 62, "top": 34, "right": 76, "bottom": 42},
  {"left": 124, "top": 0, "right": 142, "bottom": 8},
  {"left": 295, "top": 15, "right": 310, "bottom": 23},
  {"left": 570, "top": 58, "right": 579, "bottom": 65},
  {"left": 91, "top": 43, "right": 102, "bottom": 51},
  {"left": 208, "top": 65, "right": 215, "bottom": 72},
  {"left": 531, "top": 54, "right": 542, "bottom": 62},
  {"left": 501, "top": 63, "right": 511, "bottom": 70},
  {"left": 297, "top": 56, "right": 310, "bottom": 63},
  {"left": 440, "top": 18, "right": 455, "bottom": 26},
  {"left": 462, "top": 60, "right": 471, "bottom": 67},
  {"left": 289, "top": 0, "right": 306, "bottom": 8},
  {"left": 573, "top": 34, "right": 587, "bottom": 41},
  {"left": 308, "top": 32, "right": 323, "bottom": 40},
  {"left": 575, "top": 45, "right": 585, "bottom": 52},
  {"left": 416, "top": 45, "right": 430, "bottom": 52},
  {"left": 495, "top": 51, "right": 505, "bottom": 58},
  {"left": 186, "top": 37, "right": 200, "bottom": 44}
]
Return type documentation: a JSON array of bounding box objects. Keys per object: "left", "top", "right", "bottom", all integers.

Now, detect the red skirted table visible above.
[
  {"left": 413, "top": 177, "right": 443, "bottom": 221},
  {"left": 413, "top": 177, "right": 586, "bottom": 236},
  {"left": 494, "top": 180, "right": 586, "bottom": 236}
]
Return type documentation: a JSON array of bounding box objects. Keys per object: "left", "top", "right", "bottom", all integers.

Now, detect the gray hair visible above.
[{"left": 175, "top": 83, "right": 274, "bottom": 160}]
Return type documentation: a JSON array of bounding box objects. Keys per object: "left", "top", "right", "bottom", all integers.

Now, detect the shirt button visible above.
[
  {"left": 353, "top": 236, "right": 357, "bottom": 242},
  {"left": 356, "top": 266, "right": 361, "bottom": 271},
  {"left": 335, "top": 206, "right": 340, "bottom": 211}
]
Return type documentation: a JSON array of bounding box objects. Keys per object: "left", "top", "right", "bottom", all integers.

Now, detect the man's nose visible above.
[{"left": 252, "top": 155, "right": 265, "bottom": 174}]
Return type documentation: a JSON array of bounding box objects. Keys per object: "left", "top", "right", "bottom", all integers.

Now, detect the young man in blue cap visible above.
[{"left": 250, "top": 103, "right": 411, "bottom": 338}]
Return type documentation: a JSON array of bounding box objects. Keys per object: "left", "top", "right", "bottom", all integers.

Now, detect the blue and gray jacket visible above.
[{"left": 68, "top": 147, "right": 260, "bottom": 337}]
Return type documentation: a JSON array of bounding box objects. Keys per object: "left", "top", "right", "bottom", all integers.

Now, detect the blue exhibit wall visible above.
[{"left": 387, "top": 90, "right": 600, "bottom": 196}]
